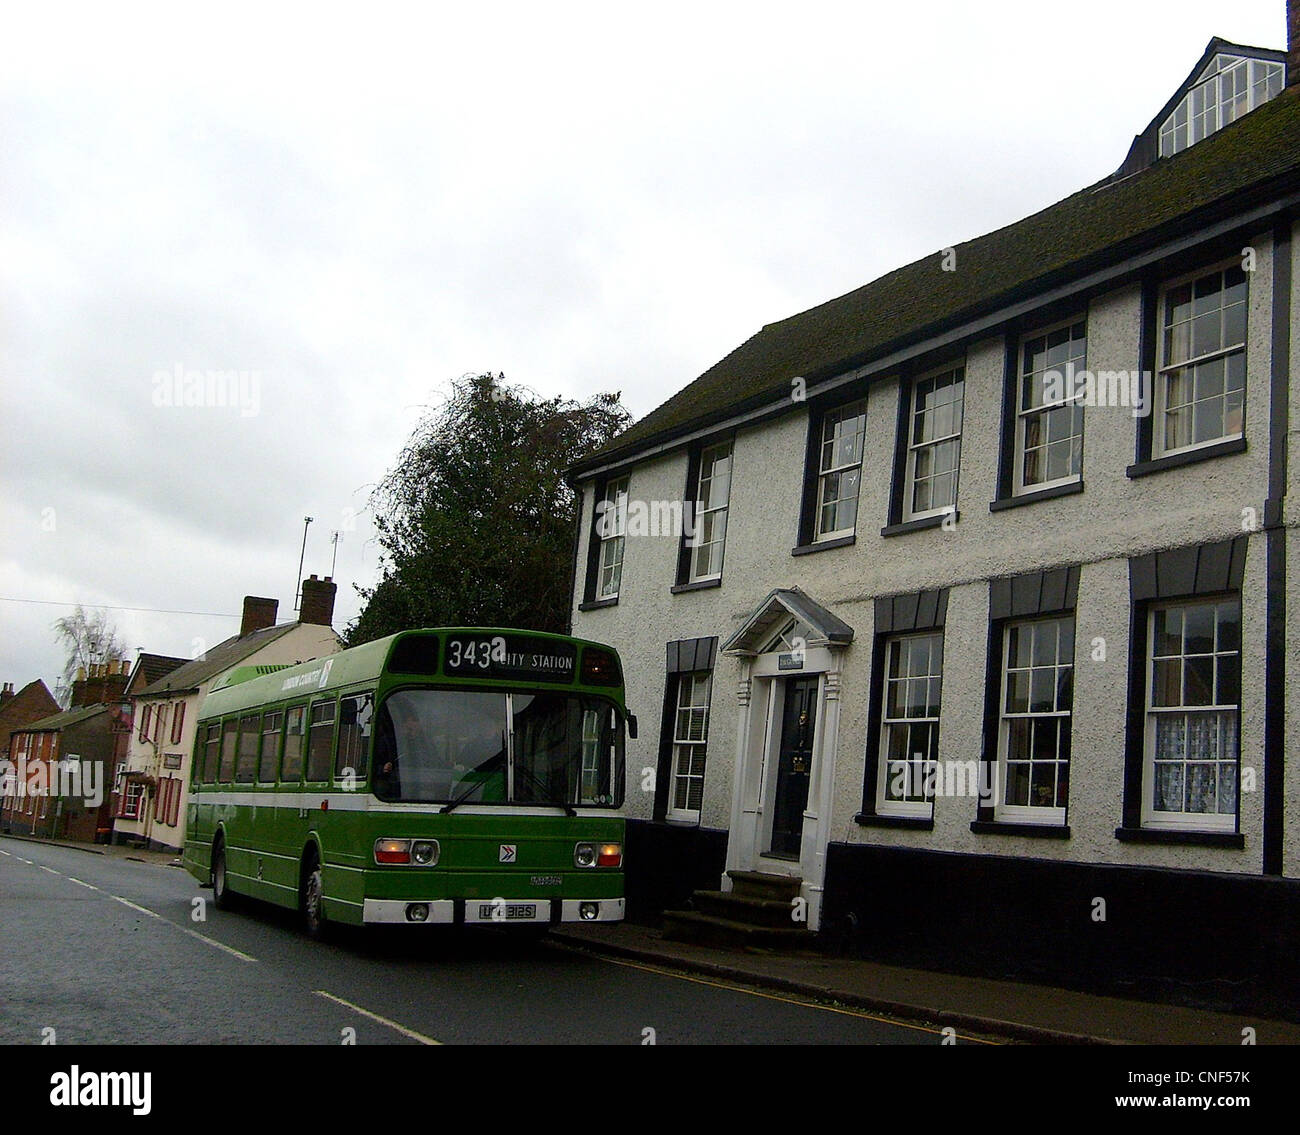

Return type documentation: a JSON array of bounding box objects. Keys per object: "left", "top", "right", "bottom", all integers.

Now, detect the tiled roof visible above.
[
  {"left": 21, "top": 703, "right": 109, "bottom": 732},
  {"left": 136, "top": 623, "right": 301, "bottom": 697},
  {"left": 138, "top": 653, "right": 187, "bottom": 688},
  {"left": 574, "top": 84, "right": 1300, "bottom": 474}
]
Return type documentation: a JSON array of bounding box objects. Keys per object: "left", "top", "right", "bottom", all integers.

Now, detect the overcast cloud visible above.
[{"left": 1, "top": 0, "right": 1287, "bottom": 693}]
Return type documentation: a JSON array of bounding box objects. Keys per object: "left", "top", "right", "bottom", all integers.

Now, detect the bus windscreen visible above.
[{"left": 371, "top": 689, "right": 624, "bottom": 807}]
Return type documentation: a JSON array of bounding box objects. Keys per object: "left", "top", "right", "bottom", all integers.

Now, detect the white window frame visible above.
[
  {"left": 595, "top": 476, "right": 629, "bottom": 600},
  {"left": 1153, "top": 261, "right": 1247, "bottom": 459},
  {"left": 1014, "top": 318, "right": 1086, "bottom": 495},
  {"left": 1141, "top": 597, "right": 1240, "bottom": 833},
  {"left": 995, "top": 615, "right": 1075, "bottom": 825},
  {"left": 688, "top": 441, "right": 732, "bottom": 583},
  {"left": 874, "top": 632, "right": 944, "bottom": 819},
  {"left": 903, "top": 365, "right": 964, "bottom": 521},
  {"left": 122, "top": 780, "right": 144, "bottom": 820},
  {"left": 814, "top": 399, "right": 867, "bottom": 541},
  {"left": 1159, "top": 55, "right": 1284, "bottom": 158},
  {"left": 667, "top": 671, "right": 712, "bottom": 822}
]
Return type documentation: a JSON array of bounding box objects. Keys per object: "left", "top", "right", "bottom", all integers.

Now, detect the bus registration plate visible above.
[{"left": 477, "top": 902, "right": 538, "bottom": 921}]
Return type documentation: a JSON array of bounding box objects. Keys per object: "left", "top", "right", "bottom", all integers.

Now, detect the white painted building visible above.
[{"left": 569, "top": 25, "right": 1300, "bottom": 1009}]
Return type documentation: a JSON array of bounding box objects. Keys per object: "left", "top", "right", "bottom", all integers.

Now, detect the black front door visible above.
[{"left": 769, "top": 677, "right": 817, "bottom": 857}]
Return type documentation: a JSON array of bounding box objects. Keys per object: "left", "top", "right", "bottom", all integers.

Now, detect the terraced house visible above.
[{"left": 569, "top": 11, "right": 1300, "bottom": 1010}]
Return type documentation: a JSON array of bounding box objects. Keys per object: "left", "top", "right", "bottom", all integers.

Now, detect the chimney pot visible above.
[{"left": 241, "top": 596, "right": 279, "bottom": 636}]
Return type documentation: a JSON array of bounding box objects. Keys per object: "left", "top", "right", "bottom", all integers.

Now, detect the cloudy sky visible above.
[{"left": 1, "top": 0, "right": 1288, "bottom": 695}]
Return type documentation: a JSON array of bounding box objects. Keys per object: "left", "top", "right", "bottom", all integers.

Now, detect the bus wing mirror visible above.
[{"left": 626, "top": 713, "right": 638, "bottom": 740}]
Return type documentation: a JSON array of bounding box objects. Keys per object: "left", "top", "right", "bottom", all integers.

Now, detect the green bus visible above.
[{"left": 182, "top": 628, "right": 632, "bottom": 937}]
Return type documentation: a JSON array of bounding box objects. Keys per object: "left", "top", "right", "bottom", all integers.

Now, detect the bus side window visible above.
[
  {"left": 235, "top": 715, "right": 260, "bottom": 783},
  {"left": 201, "top": 724, "right": 221, "bottom": 784},
  {"left": 372, "top": 702, "right": 398, "bottom": 798},
  {"left": 218, "top": 719, "right": 238, "bottom": 783},
  {"left": 337, "top": 693, "right": 373, "bottom": 782},
  {"left": 306, "top": 700, "right": 336, "bottom": 783},
  {"left": 281, "top": 705, "right": 306, "bottom": 784},
  {"left": 259, "top": 711, "right": 283, "bottom": 784}
]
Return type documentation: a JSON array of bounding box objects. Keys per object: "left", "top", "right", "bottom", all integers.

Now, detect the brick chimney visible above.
[
  {"left": 1290, "top": 0, "right": 1300, "bottom": 87},
  {"left": 241, "top": 596, "right": 279, "bottom": 636},
  {"left": 299, "top": 575, "right": 337, "bottom": 627},
  {"left": 69, "top": 663, "right": 129, "bottom": 708},
  {"left": 0, "top": 682, "right": 13, "bottom": 707},
  {"left": 70, "top": 667, "right": 89, "bottom": 708}
]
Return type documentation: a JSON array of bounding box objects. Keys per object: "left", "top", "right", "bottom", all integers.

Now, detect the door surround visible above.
[{"left": 720, "top": 588, "right": 852, "bottom": 930}]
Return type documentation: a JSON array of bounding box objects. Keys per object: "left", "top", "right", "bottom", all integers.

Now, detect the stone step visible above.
[
  {"left": 726, "top": 870, "right": 803, "bottom": 903},
  {"left": 661, "top": 909, "right": 816, "bottom": 952},
  {"left": 692, "top": 890, "right": 804, "bottom": 929}
]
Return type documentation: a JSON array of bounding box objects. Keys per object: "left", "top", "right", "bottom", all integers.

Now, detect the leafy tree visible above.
[
  {"left": 348, "top": 374, "right": 632, "bottom": 644},
  {"left": 52, "top": 605, "right": 126, "bottom": 686}
]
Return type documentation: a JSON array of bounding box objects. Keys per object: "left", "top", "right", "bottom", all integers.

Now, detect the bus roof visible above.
[{"left": 198, "top": 628, "right": 624, "bottom": 721}]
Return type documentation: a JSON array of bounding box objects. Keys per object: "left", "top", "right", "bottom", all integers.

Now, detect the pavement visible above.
[{"left": 8, "top": 832, "right": 1299, "bottom": 1045}]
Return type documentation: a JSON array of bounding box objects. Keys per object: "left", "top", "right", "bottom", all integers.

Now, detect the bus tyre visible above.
[
  {"left": 302, "top": 854, "right": 327, "bottom": 941},
  {"left": 211, "top": 839, "right": 236, "bottom": 911}
]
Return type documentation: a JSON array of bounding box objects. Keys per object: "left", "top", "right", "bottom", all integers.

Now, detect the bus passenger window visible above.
[
  {"left": 306, "top": 700, "right": 336, "bottom": 782},
  {"left": 259, "top": 711, "right": 283, "bottom": 784},
  {"left": 337, "top": 693, "right": 373, "bottom": 781},
  {"left": 281, "top": 706, "right": 306, "bottom": 783},
  {"left": 201, "top": 723, "right": 221, "bottom": 783},
  {"left": 235, "top": 715, "right": 260, "bottom": 782},
  {"left": 218, "top": 719, "right": 238, "bottom": 783}
]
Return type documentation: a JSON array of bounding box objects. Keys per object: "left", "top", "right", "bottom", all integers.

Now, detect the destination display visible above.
[{"left": 442, "top": 633, "right": 577, "bottom": 683}]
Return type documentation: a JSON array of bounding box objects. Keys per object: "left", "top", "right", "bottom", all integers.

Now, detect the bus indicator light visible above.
[
  {"left": 597, "top": 843, "right": 622, "bottom": 867},
  {"left": 375, "top": 838, "right": 411, "bottom": 864}
]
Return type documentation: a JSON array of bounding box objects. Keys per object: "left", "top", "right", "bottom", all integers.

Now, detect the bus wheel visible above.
[
  {"left": 211, "top": 838, "right": 236, "bottom": 911},
  {"left": 301, "top": 852, "right": 327, "bottom": 940}
]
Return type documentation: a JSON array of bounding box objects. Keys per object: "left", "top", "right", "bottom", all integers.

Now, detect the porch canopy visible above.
[{"left": 721, "top": 588, "right": 853, "bottom": 657}]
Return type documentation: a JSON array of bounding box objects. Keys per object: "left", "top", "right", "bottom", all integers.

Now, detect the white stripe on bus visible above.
[{"left": 191, "top": 790, "right": 620, "bottom": 818}]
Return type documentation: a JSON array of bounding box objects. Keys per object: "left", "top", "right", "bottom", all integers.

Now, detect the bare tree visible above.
[{"left": 52, "top": 606, "right": 127, "bottom": 686}]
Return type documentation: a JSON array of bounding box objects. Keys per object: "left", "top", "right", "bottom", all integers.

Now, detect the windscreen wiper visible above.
[{"left": 440, "top": 746, "right": 505, "bottom": 814}]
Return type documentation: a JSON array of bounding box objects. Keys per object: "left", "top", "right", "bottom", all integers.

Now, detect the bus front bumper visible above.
[{"left": 361, "top": 897, "right": 625, "bottom": 926}]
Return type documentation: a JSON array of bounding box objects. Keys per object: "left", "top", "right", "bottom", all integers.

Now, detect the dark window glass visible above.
[
  {"left": 235, "top": 715, "right": 260, "bottom": 783},
  {"left": 281, "top": 706, "right": 306, "bottom": 783},
  {"left": 218, "top": 719, "right": 238, "bottom": 783},
  {"left": 259, "top": 711, "right": 283, "bottom": 783},
  {"left": 306, "top": 701, "right": 336, "bottom": 782},
  {"left": 336, "top": 693, "right": 373, "bottom": 779}
]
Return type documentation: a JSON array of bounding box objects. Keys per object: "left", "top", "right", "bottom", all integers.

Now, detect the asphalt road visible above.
[{"left": 0, "top": 835, "right": 972, "bottom": 1045}]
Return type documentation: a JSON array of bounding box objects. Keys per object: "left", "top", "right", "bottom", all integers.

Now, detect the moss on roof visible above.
[{"left": 575, "top": 86, "right": 1300, "bottom": 474}]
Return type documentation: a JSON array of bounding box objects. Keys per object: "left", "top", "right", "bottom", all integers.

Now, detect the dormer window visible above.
[{"left": 1158, "top": 53, "right": 1284, "bottom": 158}]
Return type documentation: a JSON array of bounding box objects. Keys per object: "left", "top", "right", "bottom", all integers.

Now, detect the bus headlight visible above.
[
  {"left": 412, "top": 840, "right": 439, "bottom": 866},
  {"left": 574, "top": 842, "right": 597, "bottom": 867}
]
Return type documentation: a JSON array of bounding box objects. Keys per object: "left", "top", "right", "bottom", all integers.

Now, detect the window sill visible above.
[
  {"left": 1126, "top": 437, "right": 1246, "bottom": 478},
  {"left": 670, "top": 578, "right": 722, "bottom": 595},
  {"left": 971, "top": 820, "right": 1070, "bottom": 839},
  {"left": 1114, "top": 826, "right": 1244, "bottom": 848},
  {"left": 854, "top": 811, "right": 934, "bottom": 831},
  {"left": 880, "top": 511, "right": 957, "bottom": 537},
  {"left": 577, "top": 597, "right": 618, "bottom": 612},
  {"left": 792, "top": 535, "right": 855, "bottom": 556},
  {"left": 989, "top": 480, "right": 1084, "bottom": 512}
]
